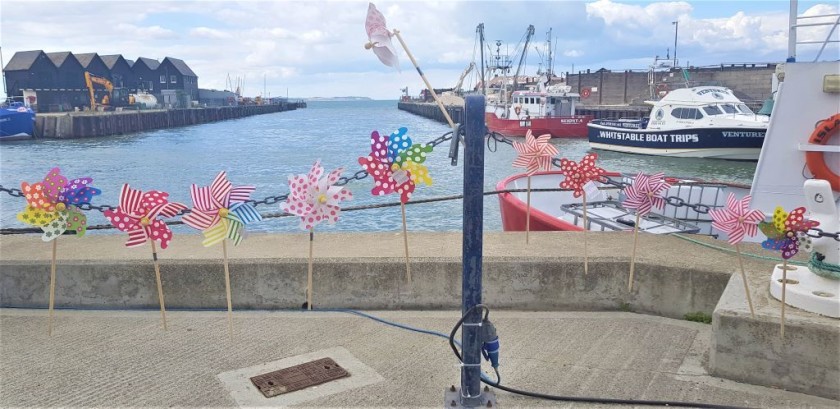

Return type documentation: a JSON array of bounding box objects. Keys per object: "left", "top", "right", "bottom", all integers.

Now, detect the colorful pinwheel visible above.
[
  {"left": 182, "top": 171, "right": 261, "bottom": 246},
  {"left": 759, "top": 206, "right": 819, "bottom": 260},
  {"left": 364, "top": 2, "right": 400, "bottom": 71},
  {"left": 558, "top": 153, "right": 605, "bottom": 198},
  {"left": 710, "top": 193, "right": 766, "bottom": 245},
  {"left": 104, "top": 184, "right": 187, "bottom": 249},
  {"left": 358, "top": 127, "right": 433, "bottom": 204},
  {"left": 17, "top": 167, "right": 101, "bottom": 241},
  {"left": 622, "top": 172, "right": 671, "bottom": 216},
  {"left": 281, "top": 160, "right": 353, "bottom": 230},
  {"left": 512, "top": 130, "right": 558, "bottom": 175}
]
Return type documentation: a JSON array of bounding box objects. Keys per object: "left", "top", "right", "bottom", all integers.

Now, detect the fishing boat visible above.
[
  {"left": 0, "top": 99, "right": 35, "bottom": 141},
  {"left": 587, "top": 86, "right": 769, "bottom": 160},
  {"left": 485, "top": 86, "right": 592, "bottom": 138}
]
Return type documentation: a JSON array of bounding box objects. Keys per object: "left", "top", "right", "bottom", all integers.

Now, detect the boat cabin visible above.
[
  {"left": 644, "top": 86, "right": 769, "bottom": 130},
  {"left": 506, "top": 87, "right": 581, "bottom": 119}
]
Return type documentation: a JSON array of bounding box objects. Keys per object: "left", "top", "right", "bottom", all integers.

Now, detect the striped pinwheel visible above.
[
  {"left": 710, "top": 193, "right": 766, "bottom": 245},
  {"left": 281, "top": 160, "right": 353, "bottom": 230},
  {"left": 622, "top": 172, "right": 671, "bottom": 216},
  {"left": 358, "top": 127, "right": 433, "bottom": 204},
  {"left": 17, "top": 167, "right": 101, "bottom": 241},
  {"left": 104, "top": 184, "right": 187, "bottom": 249},
  {"left": 182, "top": 171, "right": 261, "bottom": 246},
  {"left": 512, "top": 130, "right": 558, "bottom": 175},
  {"left": 759, "top": 206, "right": 819, "bottom": 260},
  {"left": 558, "top": 153, "right": 605, "bottom": 198}
]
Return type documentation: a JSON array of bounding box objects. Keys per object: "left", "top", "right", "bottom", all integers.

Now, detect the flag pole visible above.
[
  {"left": 222, "top": 239, "right": 233, "bottom": 337},
  {"left": 525, "top": 176, "right": 532, "bottom": 244},
  {"left": 392, "top": 30, "right": 458, "bottom": 130},
  {"left": 735, "top": 244, "right": 755, "bottom": 318},
  {"left": 48, "top": 239, "right": 58, "bottom": 336},
  {"left": 780, "top": 260, "right": 788, "bottom": 338},
  {"left": 401, "top": 202, "right": 412, "bottom": 283},
  {"left": 628, "top": 212, "right": 641, "bottom": 291},
  {"left": 307, "top": 228, "right": 314, "bottom": 310},
  {"left": 583, "top": 190, "right": 589, "bottom": 275},
  {"left": 150, "top": 240, "right": 168, "bottom": 330}
]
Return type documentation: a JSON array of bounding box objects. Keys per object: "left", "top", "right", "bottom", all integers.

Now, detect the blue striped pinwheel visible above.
[{"left": 182, "top": 171, "right": 261, "bottom": 246}]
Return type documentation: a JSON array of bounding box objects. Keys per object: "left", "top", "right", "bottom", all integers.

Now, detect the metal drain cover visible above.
[{"left": 250, "top": 357, "right": 350, "bottom": 398}]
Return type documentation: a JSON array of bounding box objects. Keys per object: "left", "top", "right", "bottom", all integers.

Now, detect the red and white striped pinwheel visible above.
[
  {"left": 104, "top": 184, "right": 187, "bottom": 249},
  {"left": 622, "top": 172, "right": 671, "bottom": 216},
  {"left": 281, "top": 160, "right": 353, "bottom": 230},
  {"left": 182, "top": 171, "right": 261, "bottom": 247},
  {"left": 709, "top": 193, "right": 766, "bottom": 245},
  {"left": 559, "top": 153, "right": 606, "bottom": 198},
  {"left": 512, "top": 130, "right": 558, "bottom": 175}
]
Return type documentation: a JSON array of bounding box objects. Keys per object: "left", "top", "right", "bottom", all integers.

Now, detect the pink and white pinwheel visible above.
[
  {"left": 559, "top": 153, "right": 606, "bottom": 198},
  {"left": 511, "top": 130, "right": 558, "bottom": 175},
  {"left": 622, "top": 172, "right": 671, "bottom": 216},
  {"left": 709, "top": 193, "right": 766, "bottom": 245},
  {"left": 104, "top": 184, "right": 187, "bottom": 249},
  {"left": 182, "top": 171, "right": 262, "bottom": 247},
  {"left": 364, "top": 2, "right": 400, "bottom": 71},
  {"left": 281, "top": 160, "right": 353, "bottom": 230}
]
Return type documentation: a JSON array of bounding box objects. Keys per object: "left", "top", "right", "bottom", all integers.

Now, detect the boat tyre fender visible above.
[{"left": 805, "top": 113, "right": 840, "bottom": 191}]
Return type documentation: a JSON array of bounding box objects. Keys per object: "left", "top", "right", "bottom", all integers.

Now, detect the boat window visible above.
[
  {"left": 721, "top": 104, "right": 737, "bottom": 114},
  {"left": 737, "top": 103, "right": 754, "bottom": 114},
  {"left": 703, "top": 105, "right": 722, "bottom": 115},
  {"left": 671, "top": 108, "right": 703, "bottom": 120},
  {"left": 670, "top": 108, "right": 683, "bottom": 119}
]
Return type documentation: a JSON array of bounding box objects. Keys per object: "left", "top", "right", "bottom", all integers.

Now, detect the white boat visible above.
[{"left": 587, "top": 86, "right": 770, "bottom": 160}]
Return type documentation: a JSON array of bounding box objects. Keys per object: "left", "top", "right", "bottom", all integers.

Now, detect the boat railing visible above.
[{"left": 788, "top": 0, "right": 840, "bottom": 62}]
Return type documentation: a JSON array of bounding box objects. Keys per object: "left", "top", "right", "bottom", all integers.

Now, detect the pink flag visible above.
[{"left": 365, "top": 3, "right": 400, "bottom": 71}]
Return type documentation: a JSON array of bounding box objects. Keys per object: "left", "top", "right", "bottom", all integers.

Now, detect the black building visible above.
[
  {"left": 3, "top": 50, "right": 56, "bottom": 97},
  {"left": 158, "top": 57, "right": 199, "bottom": 103},
  {"left": 75, "top": 53, "right": 110, "bottom": 79},
  {"left": 46, "top": 52, "right": 86, "bottom": 90},
  {"left": 132, "top": 57, "right": 160, "bottom": 93},
  {"left": 100, "top": 54, "right": 135, "bottom": 89}
]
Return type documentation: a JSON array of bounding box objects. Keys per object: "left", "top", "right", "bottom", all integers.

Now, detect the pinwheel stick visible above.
[
  {"left": 583, "top": 190, "right": 589, "bottom": 275},
  {"left": 48, "top": 239, "right": 57, "bottom": 336},
  {"left": 781, "top": 260, "right": 788, "bottom": 338},
  {"left": 734, "top": 244, "right": 756, "bottom": 318},
  {"left": 401, "top": 203, "right": 412, "bottom": 283},
  {"left": 392, "top": 29, "right": 457, "bottom": 130},
  {"left": 150, "top": 240, "right": 168, "bottom": 330},
  {"left": 525, "top": 176, "right": 532, "bottom": 244},
  {"left": 307, "top": 228, "right": 314, "bottom": 310},
  {"left": 628, "top": 212, "right": 641, "bottom": 291},
  {"left": 222, "top": 240, "right": 233, "bottom": 336}
]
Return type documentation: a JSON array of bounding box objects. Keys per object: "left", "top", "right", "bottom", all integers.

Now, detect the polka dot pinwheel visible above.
[
  {"left": 623, "top": 172, "right": 672, "bottom": 291},
  {"left": 182, "top": 171, "right": 262, "bottom": 247},
  {"left": 358, "top": 126, "right": 433, "bottom": 204},
  {"left": 558, "top": 153, "right": 605, "bottom": 198},
  {"left": 104, "top": 184, "right": 187, "bottom": 249},
  {"left": 16, "top": 167, "right": 101, "bottom": 241}
]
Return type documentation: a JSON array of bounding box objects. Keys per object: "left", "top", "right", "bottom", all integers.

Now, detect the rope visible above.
[
  {"left": 809, "top": 253, "right": 840, "bottom": 280},
  {"left": 672, "top": 233, "right": 808, "bottom": 267}
]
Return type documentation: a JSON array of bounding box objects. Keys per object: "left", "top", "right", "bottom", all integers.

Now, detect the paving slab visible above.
[{"left": 1, "top": 309, "right": 836, "bottom": 408}]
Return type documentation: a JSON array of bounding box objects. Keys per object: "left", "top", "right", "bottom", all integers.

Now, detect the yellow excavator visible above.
[{"left": 84, "top": 71, "right": 133, "bottom": 109}]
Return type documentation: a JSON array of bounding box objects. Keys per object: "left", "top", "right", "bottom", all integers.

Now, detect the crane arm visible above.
[
  {"left": 84, "top": 71, "right": 114, "bottom": 108},
  {"left": 453, "top": 62, "right": 475, "bottom": 92}
]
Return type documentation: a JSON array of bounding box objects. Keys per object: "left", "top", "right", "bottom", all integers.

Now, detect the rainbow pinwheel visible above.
[
  {"left": 759, "top": 206, "right": 819, "bottom": 259},
  {"left": 622, "top": 172, "right": 671, "bottom": 216},
  {"left": 559, "top": 153, "right": 606, "bottom": 198},
  {"left": 281, "top": 160, "right": 353, "bottom": 230},
  {"left": 364, "top": 2, "right": 400, "bottom": 71},
  {"left": 182, "top": 171, "right": 261, "bottom": 246},
  {"left": 709, "top": 193, "right": 766, "bottom": 245},
  {"left": 512, "top": 130, "right": 558, "bottom": 175},
  {"left": 17, "top": 167, "right": 101, "bottom": 241},
  {"left": 358, "top": 127, "right": 433, "bottom": 203},
  {"left": 104, "top": 184, "right": 187, "bottom": 249}
]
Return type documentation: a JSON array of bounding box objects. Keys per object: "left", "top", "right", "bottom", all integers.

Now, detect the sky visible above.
[{"left": 1, "top": 0, "right": 838, "bottom": 99}]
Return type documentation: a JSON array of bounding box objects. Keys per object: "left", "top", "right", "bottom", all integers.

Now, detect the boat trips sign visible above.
[{"left": 588, "top": 127, "right": 765, "bottom": 149}]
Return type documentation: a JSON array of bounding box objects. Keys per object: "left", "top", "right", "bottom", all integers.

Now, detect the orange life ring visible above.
[
  {"left": 805, "top": 113, "right": 840, "bottom": 191},
  {"left": 581, "top": 88, "right": 591, "bottom": 98}
]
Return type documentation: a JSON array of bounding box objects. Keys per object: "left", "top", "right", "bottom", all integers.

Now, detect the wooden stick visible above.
[
  {"left": 222, "top": 239, "right": 233, "bottom": 337},
  {"left": 392, "top": 30, "right": 457, "bottom": 130},
  {"left": 628, "top": 212, "right": 641, "bottom": 291},
  {"left": 150, "top": 240, "right": 167, "bottom": 330},
  {"left": 735, "top": 244, "right": 755, "bottom": 318},
  {"left": 48, "top": 239, "right": 57, "bottom": 336},
  {"left": 307, "top": 228, "right": 314, "bottom": 310},
  {"left": 583, "top": 190, "right": 589, "bottom": 275},
  {"left": 525, "top": 176, "right": 532, "bottom": 244},
  {"left": 781, "top": 259, "right": 787, "bottom": 338},
  {"left": 401, "top": 203, "right": 412, "bottom": 283}
]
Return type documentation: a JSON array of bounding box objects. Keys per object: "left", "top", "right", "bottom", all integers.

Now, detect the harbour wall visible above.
[
  {"left": 397, "top": 101, "right": 463, "bottom": 127},
  {"left": 34, "top": 102, "right": 305, "bottom": 139},
  {"left": 398, "top": 101, "right": 650, "bottom": 124}
]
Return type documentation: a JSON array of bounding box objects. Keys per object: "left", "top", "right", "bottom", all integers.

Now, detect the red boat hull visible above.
[
  {"left": 486, "top": 113, "right": 593, "bottom": 138},
  {"left": 496, "top": 172, "right": 583, "bottom": 232}
]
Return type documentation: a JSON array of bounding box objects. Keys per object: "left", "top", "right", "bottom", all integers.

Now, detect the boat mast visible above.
[{"left": 510, "top": 25, "right": 535, "bottom": 105}]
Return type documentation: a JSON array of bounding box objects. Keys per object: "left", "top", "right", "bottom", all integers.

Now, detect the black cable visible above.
[{"left": 448, "top": 308, "right": 752, "bottom": 409}]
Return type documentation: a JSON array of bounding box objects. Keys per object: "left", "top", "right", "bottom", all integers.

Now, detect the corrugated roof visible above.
[
  {"left": 162, "top": 57, "right": 197, "bottom": 77},
  {"left": 74, "top": 53, "right": 100, "bottom": 68},
  {"left": 135, "top": 57, "right": 160, "bottom": 70},
  {"left": 100, "top": 54, "right": 125, "bottom": 70},
  {"left": 46, "top": 51, "right": 74, "bottom": 67},
  {"left": 3, "top": 50, "right": 45, "bottom": 71}
]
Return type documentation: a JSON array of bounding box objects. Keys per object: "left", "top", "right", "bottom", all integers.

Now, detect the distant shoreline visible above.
[{"left": 306, "top": 96, "right": 373, "bottom": 102}]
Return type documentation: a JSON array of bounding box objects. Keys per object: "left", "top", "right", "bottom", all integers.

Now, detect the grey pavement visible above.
[{"left": 1, "top": 309, "right": 836, "bottom": 408}]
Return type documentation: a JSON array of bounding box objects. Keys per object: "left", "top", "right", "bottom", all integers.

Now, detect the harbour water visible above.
[{"left": 0, "top": 100, "right": 757, "bottom": 234}]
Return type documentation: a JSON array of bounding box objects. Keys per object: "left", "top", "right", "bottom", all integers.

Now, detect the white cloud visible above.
[
  {"left": 190, "top": 27, "right": 231, "bottom": 39},
  {"left": 564, "top": 50, "right": 584, "bottom": 58},
  {"left": 115, "top": 24, "right": 177, "bottom": 39}
]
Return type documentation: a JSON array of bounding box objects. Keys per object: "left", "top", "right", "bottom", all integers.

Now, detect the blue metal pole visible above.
[{"left": 460, "top": 95, "right": 485, "bottom": 407}]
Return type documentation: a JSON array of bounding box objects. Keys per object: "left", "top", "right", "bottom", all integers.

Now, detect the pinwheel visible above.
[
  {"left": 182, "top": 171, "right": 261, "bottom": 334},
  {"left": 363, "top": 3, "right": 456, "bottom": 129},
  {"left": 622, "top": 172, "right": 672, "bottom": 291},
  {"left": 558, "top": 153, "right": 606, "bottom": 274},
  {"left": 16, "top": 167, "right": 101, "bottom": 336},
  {"left": 104, "top": 184, "right": 187, "bottom": 330},
  {"left": 709, "top": 193, "right": 766, "bottom": 318},
  {"left": 511, "top": 129, "right": 558, "bottom": 243},
  {"left": 359, "top": 127, "right": 433, "bottom": 283},
  {"left": 280, "top": 160, "right": 352, "bottom": 309},
  {"left": 759, "top": 206, "right": 819, "bottom": 337}
]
